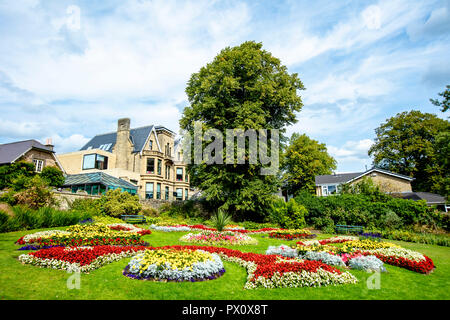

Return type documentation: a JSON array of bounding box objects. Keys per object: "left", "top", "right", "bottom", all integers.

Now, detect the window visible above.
[
  {"left": 322, "top": 185, "right": 338, "bottom": 196},
  {"left": 33, "top": 159, "right": 44, "bottom": 172},
  {"left": 176, "top": 188, "right": 183, "bottom": 200},
  {"left": 156, "top": 183, "right": 161, "bottom": 199},
  {"left": 185, "top": 171, "right": 188, "bottom": 182},
  {"left": 165, "top": 143, "right": 170, "bottom": 156},
  {"left": 165, "top": 164, "right": 171, "bottom": 179},
  {"left": 149, "top": 140, "right": 153, "bottom": 150},
  {"left": 185, "top": 189, "right": 188, "bottom": 200},
  {"left": 165, "top": 186, "right": 169, "bottom": 200},
  {"left": 146, "top": 158, "right": 155, "bottom": 174},
  {"left": 83, "top": 154, "right": 108, "bottom": 170},
  {"left": 157, "top": 159, "right": 162, "bottom": 175},
  {"left": 176, "top": 168, "right": 183, "bottom": 181},
  {"left": 145, "top": 183, "right": 154, "bottom": 199}
]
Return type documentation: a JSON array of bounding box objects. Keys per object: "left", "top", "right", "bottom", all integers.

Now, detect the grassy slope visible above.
[{"left": 0, "top": 227, "right": 449, "bottom": 300}]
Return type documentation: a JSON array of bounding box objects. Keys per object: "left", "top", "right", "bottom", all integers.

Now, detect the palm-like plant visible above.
[{"left": 211, "top": 208, "right": 232, "bottom": 232}]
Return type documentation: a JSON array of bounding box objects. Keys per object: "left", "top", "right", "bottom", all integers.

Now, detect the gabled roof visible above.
[
  {"left": 315, "top": 172, "right": 363, "bottom": 185},
  {"left": 62, "top": 172, "right": 138, "bottom": 190},
  {"left": 80, "top": 125, "right": 154, "bottom": 153},
  {"left": 0, "top": 139, "right": 54, "bottom": 165},
  {"left": 315, "top": 167, "right": 414, "bottom": 186}
]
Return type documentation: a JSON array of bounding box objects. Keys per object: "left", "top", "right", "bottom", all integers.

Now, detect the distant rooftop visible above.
[
  {"left": 62, "top": 172, "right": 138, "bottom": 190},
  {"left": 315, "top": 167, "right": 413, "bottom": 185},
  {"left": 79, "top": 124, "right": 175, "bottom": 153},
  {"left": 0, "top": 139, "right": 54, "bottom": 165}
]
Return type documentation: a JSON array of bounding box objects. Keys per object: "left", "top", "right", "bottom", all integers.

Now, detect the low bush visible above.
[
  {"left": 97, "top": 189, "right": 141, "bottom": 217},
  {"left": 141, "top": 207, "right": 159, "bottom": 217},
  {"left": 270, "top": 198, "right": 307, "bottom": 229},
  {"left": 40, "top": 166, "right": 65, "bottom": 187},
  {"left": 159, "top": 200, "right": 209, "bottom": 219},
  {"left": 0, "top": 205, "right": 92, "bottom": 233},
  {"left": 69, "top": 198, "right": 101, "bottom": 216},
  {"left": 380, "top": 229, "right": 450, "bottom": 247},
  {"left": 13, "top": 176, "right": 58, "bottom": 210}
]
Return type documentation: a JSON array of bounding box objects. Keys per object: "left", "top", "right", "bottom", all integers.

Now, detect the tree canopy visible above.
[
  {"left": 180, "top": 41, "right": 305, "bottom": 221},
  {"left": 368, "top": 110, "right": 449, "bottom": 196},
  {"left": 430, "top": 84, "right": 449, "bottom": 113},
  {"left": 281, "top": 133, "right": 336, "bottom": 195}
]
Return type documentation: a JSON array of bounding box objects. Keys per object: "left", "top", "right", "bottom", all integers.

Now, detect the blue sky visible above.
[{"left": 0, "top": 0, "right": 449, "bottom": 172}]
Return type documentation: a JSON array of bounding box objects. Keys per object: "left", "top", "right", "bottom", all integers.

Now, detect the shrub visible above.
[
  {"left": 69, "top": 198, "right": 101, "bottom": 216},
  {"left": 159, "top": 200, "right": 208, "bottom": 219},
  {"left": 0, "top": 205, "right": 93, "bottom": 233},
  {"left": 295, "top": 191, "right": 439, "bottom": 230},
  {"left": 381, "top": 210, "right": 403, "bottom": 230},
  {"left": 0, "top": 210, "right": 9, "bottom": 233},
  {"left": 141, "top": 207, "right": 159, "bottom": 217},
  {"left": 13, "top": 176, "right": 57, "bottom": 210},
  {"left": 40, "top": 166, "right": 65, "bottom": 187},
  {"left": 380, "top": 230, "right": 450, "bottom": 247},
  {"left": 270, "top": 198, "right": 307, "bottom": 229},
  {"left": 97, "top": 189, "right": 141, "bottom": 217},
  {"left": 211, "top": 209, "right": 232, "bottom": 232},
  {"left": 0, "top": 161, "right": 36, "bottom": 190},
  {"left": 0, "top": 191, "right": 17, "bottom": 206}
]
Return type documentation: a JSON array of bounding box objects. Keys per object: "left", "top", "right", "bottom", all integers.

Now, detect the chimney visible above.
[
  {"left": 45, "top": 138, "right": 54, "bottom": 151},
  {"left": 115, "top": 118, "right": 130, "bottom": 170}
]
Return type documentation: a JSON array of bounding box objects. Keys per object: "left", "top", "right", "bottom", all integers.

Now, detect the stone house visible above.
[
  {"left": 0, "top": 139, "right": 64, "bottom": 173},
  {"left": 315, "top": 167, "right": 413, "bottom": 196},
  {"left": 57, "top": 118, "right": 191, "bottom": 200}
]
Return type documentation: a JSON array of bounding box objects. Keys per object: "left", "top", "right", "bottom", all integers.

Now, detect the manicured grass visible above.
[{"left": 0, "top": 227, "right": 449, "bottom": 300}]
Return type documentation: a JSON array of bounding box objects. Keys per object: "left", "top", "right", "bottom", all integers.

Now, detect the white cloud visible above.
[
  {"left": 362, "top": 5, "right": 382, "bottom": 30},
  {"left": 327, "top": 139, "right": 374, "bottom": 172},
  {"left": 52, "top": 134, "right": 90, "bottom": 153}
]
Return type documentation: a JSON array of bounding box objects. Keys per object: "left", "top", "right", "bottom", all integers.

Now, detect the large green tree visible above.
[
  {"left": 281, "top": 133, "right": 336, "bottom": 195},
  {"left": 180, "top": 41, "right": 305, "bottom": 221},
  {"left": 368, "top": 110, "right": 450, "bottom": 195}
]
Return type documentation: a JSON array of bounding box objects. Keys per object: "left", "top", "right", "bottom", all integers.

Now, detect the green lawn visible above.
[{"left": 1, "top": 226, "right": 449, "bottom": 300}]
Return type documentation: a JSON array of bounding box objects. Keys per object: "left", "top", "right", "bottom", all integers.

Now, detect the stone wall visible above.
[
  {"left": 52, "top": 190, "right": 178, "bottom": 211},
  {"left": 140, "top": 199, "right": 173, "bottom": 210},
  {"left": 52, "top": 191, "right": 100, "bottom": 210}
]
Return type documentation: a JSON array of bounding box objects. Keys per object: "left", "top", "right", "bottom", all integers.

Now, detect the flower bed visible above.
[
  {"left": 156, "top": 245, "right": 358, "bottom": 289},
  {"left": 151, "top": 224, "right": 282, "bottom": 234},
  {"left": 123, "top": 248, "right": 225, "bottom": 282},
  {"left": 18, "top": 245, "right": 148, "bottom": 272},
  {"left": 149, "top": 224, "right": 192, "bottom": 232},
  {"left": 268, "top": 229, "right": 316, "bottom": 240},
  {"left": 107, "top": 223, "right": 152, "bottom": 235},
  {"left": 18, "top": 243, "right": 357, "bottom": 289},
  {"left": 293, "top": 238, "right": 435, "bottom": 274},
  {"left": 266, "top": 244, "right": 298, "bottom": 258},
  {"left": 16, "top": 223, "right": 147, "bottom": 248},
  {"left": 179, "top": 231, "right": 258, "bottom": 246}
]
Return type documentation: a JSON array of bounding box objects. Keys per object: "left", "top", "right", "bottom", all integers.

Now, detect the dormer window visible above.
[{"left": 83, "top": 154, "right": 108, "bottom": 170}]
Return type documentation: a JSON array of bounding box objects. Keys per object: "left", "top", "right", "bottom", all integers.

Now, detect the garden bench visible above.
[
  {"left": 121, "top": 215, "right": 147, "bottom": 224},
  {"left": 335, "top": 224, "right": 363, "bottom": 234}
]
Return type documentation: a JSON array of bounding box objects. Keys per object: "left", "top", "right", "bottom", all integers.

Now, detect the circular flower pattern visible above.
[{"left": 123, "top": 248, "right": 225, "bottom": 282}]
